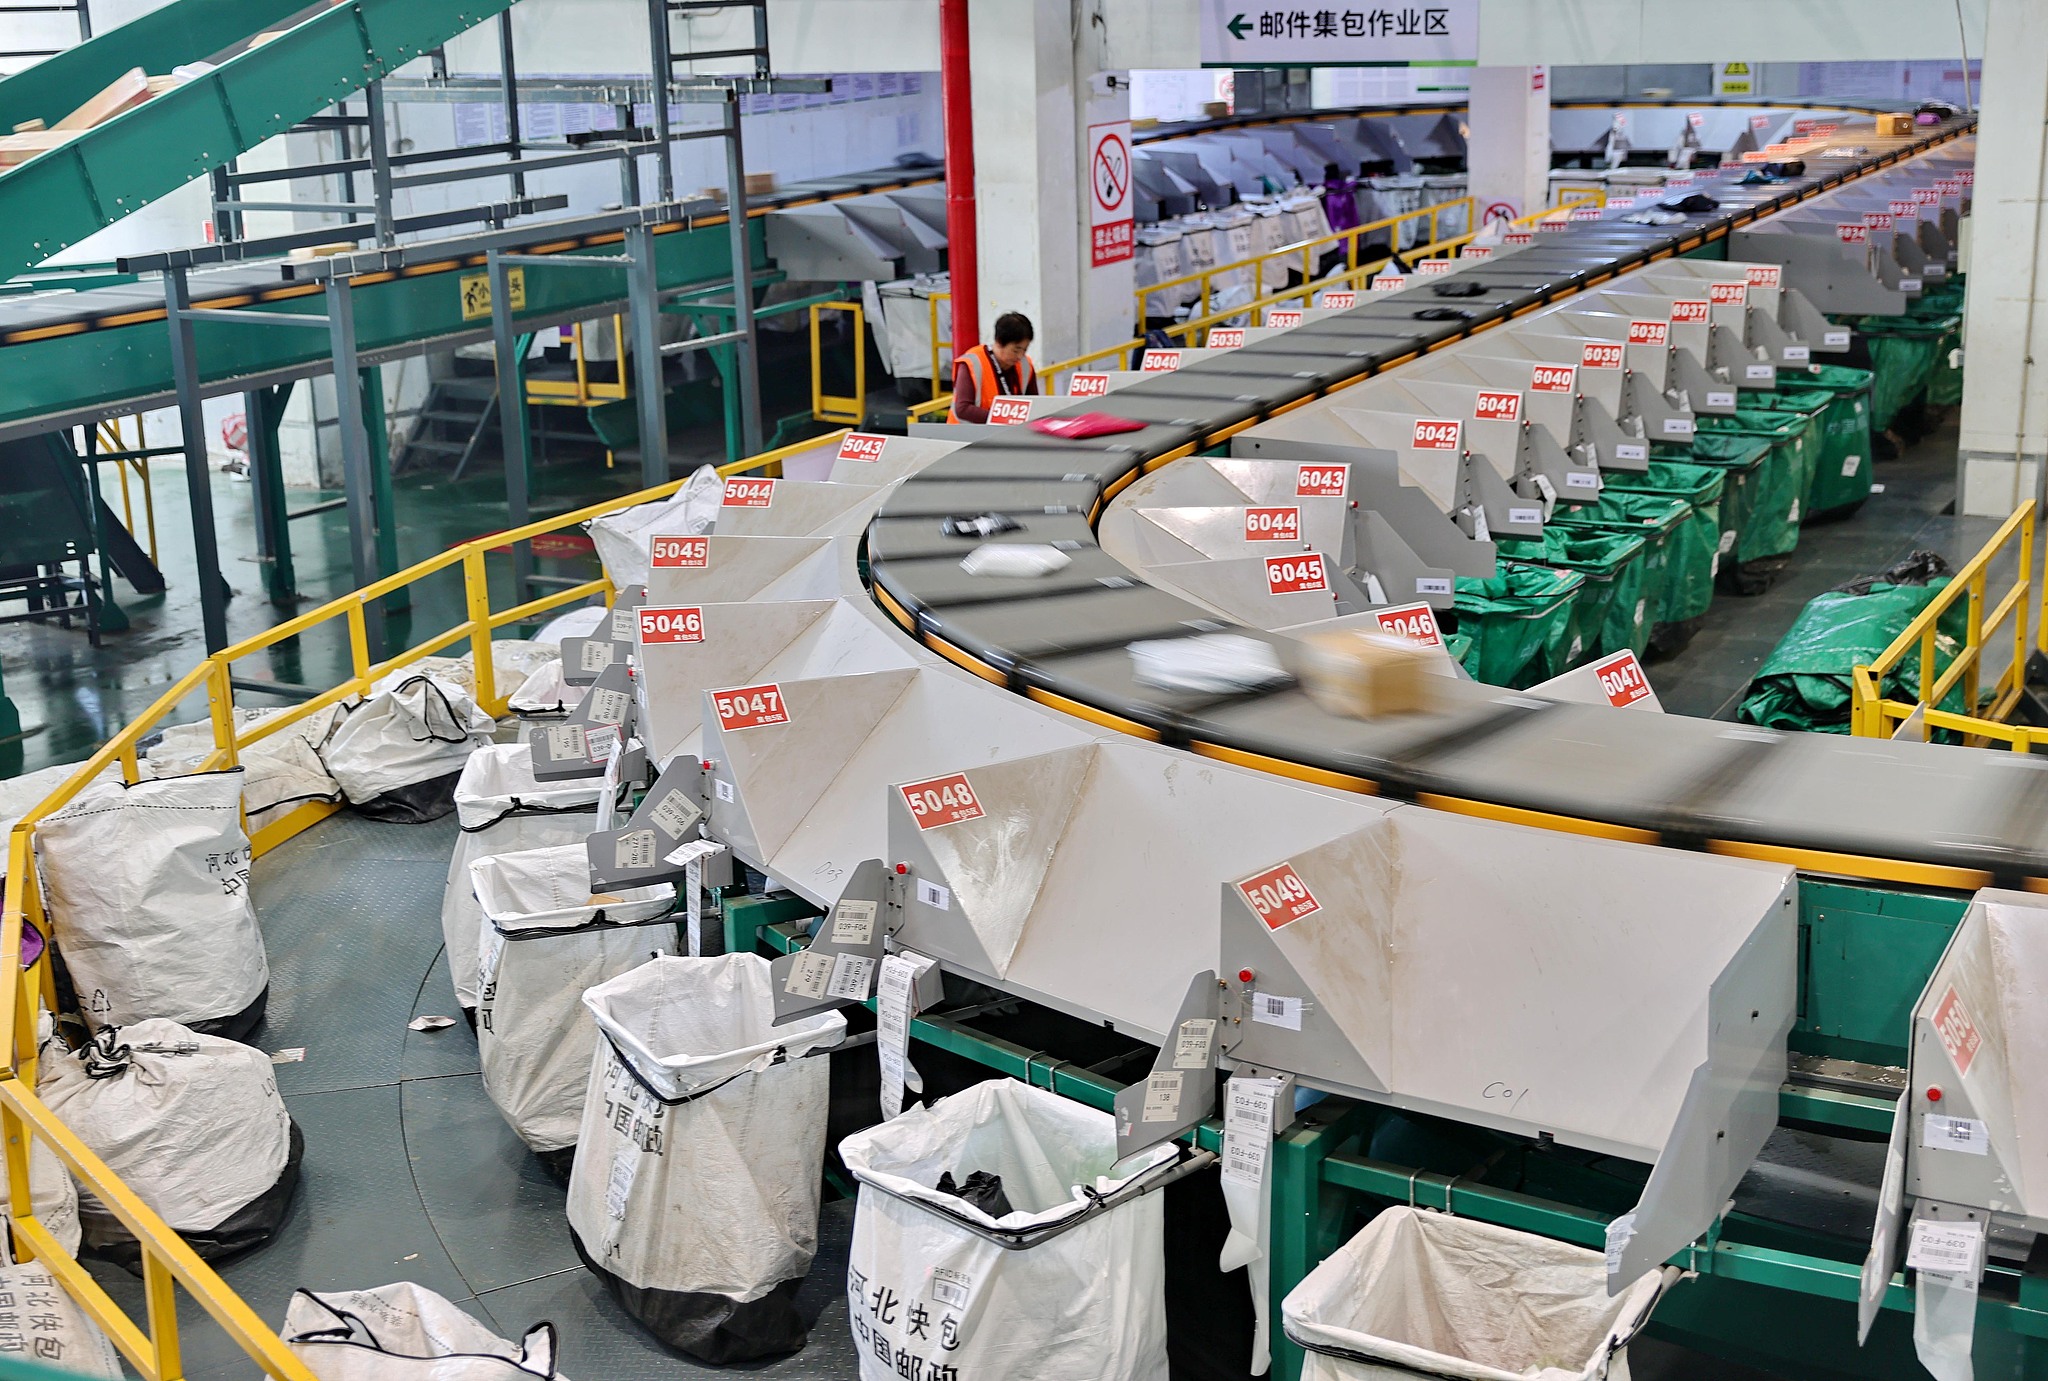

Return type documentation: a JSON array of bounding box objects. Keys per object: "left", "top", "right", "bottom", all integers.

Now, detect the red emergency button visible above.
[
  {"left": 894, "top": 863, "right": 909, "bottom": 875},
  {"left": 1926, "top": 1086, "right": 1943, "bottom": 1103},
  {"left": 1237, "top": 968, "right": 1256, "bottom": 984}
]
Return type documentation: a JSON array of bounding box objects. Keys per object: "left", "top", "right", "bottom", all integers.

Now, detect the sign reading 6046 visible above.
[{"left": 713, "top": 682, "right": 788, "bottom": 730}]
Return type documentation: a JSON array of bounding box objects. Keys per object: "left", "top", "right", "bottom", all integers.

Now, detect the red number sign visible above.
[
  {"left": 1320, "top": 289, "right": 1356, "bottom": 309},
  {"left": 1141, "top": 350, "right": 1181, "bottom": 372},
  {"left": 1836, "top": 223, "right": 1869, "bottom": 245},
  {"left": 1266, "top": 308, "right": 1304, "bottom": 328},
  {"left": 837, "top": 433, "right": 886, "bottom": 462},
  {"left": 1372, "top": 602, "right": 1443, "bottom": 648},
  {"left": 723, "top": 477, "right": 775, "bottom": 508},
  {"left": 900, "top": 773, "right": 984, "bottom": 829},
  {"left": 1069, "top": 372, "right": 1111, "bottom": 398},
  {"left": 712, "top": 682, "right": 787, "bottom": 729},
  {"left": 1669, "top": 300, "right": 1710, "bottom": 325},
  {"left": 1264, "top": 552, "right": 1328, "bottom": 595},
  {"left": 1581, "top": 342, "right": 1624, "bottom": 370},
  {"left": 1744, "top": 264, "right": 1782, "bottom": 289},
  {"left": 987, "top": 396, "right": 1032, "bottom": 425},
  {"left": 1237, "top": 862, "right": 1321, "bottom": 930},
  {"left": 1411, "top": 418, "right": 1461, "bottom": 451},
  {"left": 1296, "top": 464, "right": 1346, "bottom": 498},
  {"left": 650, "top": 534, "right": 709, "bottom": 568},
  {"left": 1530, "top": 363, "right": 1576, "bottom": 394},
  {"left": 638, "top": 606, "right": 704, "bottom": 645},
  {"left": 1932, "top": 987, "right": 1983, "bottom": 1075},
  {"left": 1244, "top": 506, "right": 1301, "bottom": 542},
  {"left": 1206, "top": 326, "right": 1246, "bottom": 349},
  {"left": 1627, "top": 320, "right": 1669, "bottom": 347},
  {"left": 1708, "top": 281, "right": 1747, "bottom": 306},
  {"left": 1474, "top": 390, "right": 1520, "bottom": 423},
  {"left": 1593, "top": 650, "right": 1652, "bottom": 707}
]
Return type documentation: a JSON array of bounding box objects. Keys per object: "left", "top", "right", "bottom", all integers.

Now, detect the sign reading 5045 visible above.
[{"left": 713, "top": 683, "right": 788, "bottom": 730}]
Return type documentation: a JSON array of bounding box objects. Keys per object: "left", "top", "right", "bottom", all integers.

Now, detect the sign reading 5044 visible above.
[{"left": 713, "top": 683, "right": 788, "bottom": 730}]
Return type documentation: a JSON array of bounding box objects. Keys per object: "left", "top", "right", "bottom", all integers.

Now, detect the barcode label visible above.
[
  {"left": 827, "top": 952, "right": 876, "bottom": 1001},
  {"left": 830, "top": 898, "right": 878, "bottom": 946},
  {"left": 783, "top": 950, "right": 834, "bottom": 999},
  {"left": 1173, "top": 1018, "right": 1217, "bottom": 1070},
  {"left": 1923, "top": 1114, "right": 1988, "bottom": 1155},
  {"left": 1143, "top": 1071, "right": 1183, "bottom": 1123},
  {"left": 1251, "top": 992, "right": 1303, "bottom": 1030},
  {"left": 614, "top": 829, "right": 656, "bottom": 872}
]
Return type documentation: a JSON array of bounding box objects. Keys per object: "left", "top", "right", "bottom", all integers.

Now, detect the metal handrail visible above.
[
  {"left": 1851, "top": 502, "right": 2039, "bottom": 746},
  {"left": 0, "top": 425, "right": 841, "bottom": 1379},
  {"left": 809, "top": 299, "right": 867, "bottom": 426}
]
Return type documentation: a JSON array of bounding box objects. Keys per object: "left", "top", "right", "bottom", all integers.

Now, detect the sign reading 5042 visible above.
[{"left": 713, "top": 682, "right": 788, "bottom": 730}]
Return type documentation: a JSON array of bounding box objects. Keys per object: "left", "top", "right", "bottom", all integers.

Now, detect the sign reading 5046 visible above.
[
  {"left": 713, "top": 682, "right": 788, "bottom": 730},
  {"left": 637, "top": 606, "right": 704, "bottom": 645}
]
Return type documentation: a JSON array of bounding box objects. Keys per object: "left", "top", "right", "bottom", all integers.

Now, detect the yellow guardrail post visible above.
[
  {"left": 809, "top": 300, "right": 867, "bottom": 426},
  {"left": 464, "top": 548, "right": 498, "bottom": 716}
]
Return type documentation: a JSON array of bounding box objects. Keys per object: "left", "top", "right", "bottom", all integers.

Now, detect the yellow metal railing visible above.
[
  {"left": 909, "top": 196, "right": 1603, "bottom": 423},
  {"left": 809, "top": 299, "right": 868, "bottom": 426},
  {"left": 1852, "top": 502, "right": 2041, "bottom": 747},
  {"left": 0, "top": 428, "right": 841, "bottom": 1380},
  {"left": 523, "top": 315, "right": 630, "bottom": 410},
  {"left": 94, "top": 415, "right": 161, "bottom": 570}
]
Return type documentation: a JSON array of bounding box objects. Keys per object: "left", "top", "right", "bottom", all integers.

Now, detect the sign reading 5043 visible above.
[{"left": 713, "top": 683, "right": 788, "bottom": 730}]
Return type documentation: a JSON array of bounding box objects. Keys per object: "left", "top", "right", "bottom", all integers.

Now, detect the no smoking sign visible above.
[{"left": 1089, "top": 121, "right": 1134, "bottom": 267}]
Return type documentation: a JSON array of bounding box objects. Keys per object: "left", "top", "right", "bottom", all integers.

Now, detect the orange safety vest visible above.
[{"left": 948, "top": 343, "right": 1037, "bottom": 422}]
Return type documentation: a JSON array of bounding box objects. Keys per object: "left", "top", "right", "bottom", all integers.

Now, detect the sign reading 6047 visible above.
[{"left": 713, "top": 682, "right": 788, "bottom": 730}]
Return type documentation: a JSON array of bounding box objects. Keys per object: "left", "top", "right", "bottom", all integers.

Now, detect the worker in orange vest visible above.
[{"left": 949, "top": 312, "right": 1040, "bottom": 423}]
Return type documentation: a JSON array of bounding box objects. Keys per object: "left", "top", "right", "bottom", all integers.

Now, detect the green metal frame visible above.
[
  {"left": 726, "top": 873, "right": 2046, "bottom": 1379},
  {"left": 0, "top": 0, "right": 521, "bottom": 277}
]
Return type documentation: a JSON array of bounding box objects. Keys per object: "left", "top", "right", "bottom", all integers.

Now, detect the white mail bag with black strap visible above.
[
  {"left": 37, "top": 1020, "right": 300, "bottom": 1269},
  {"left": 566, "top": 955, "right": 844, "bottom": 1364},
  {"left": 444, "top": 745, "right": 606, "bottom": 1016},
  {"left": 1281, "top": 1206, "right": 1670, "bottom": 1381},
  {"left": 323, "top": 672, "right": 495, "bottom": 823},
  {"left": 472, "top": 845, "right": 677, "bottom": 1158},
  {"left": 283, "top": 1281, "right": 571, "bottom": 1381},
  {"left": 33, "top": 768, "right": 269, "bottom": 1039},
  {"left": 838, "top": 1078, "right": 1178, "bottom": 1381}
]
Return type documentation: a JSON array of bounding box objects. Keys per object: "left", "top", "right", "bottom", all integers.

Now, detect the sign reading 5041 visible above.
[{"left": 713, "top": 682, "right": 788, "bottom": 730}]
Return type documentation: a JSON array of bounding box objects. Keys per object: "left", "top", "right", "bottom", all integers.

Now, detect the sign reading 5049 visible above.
[
  {"left": 1236, "top": 862, "right": 1321, "bottom": 931},
  {"left": 713, "top": 682, "right": 788, "bottom": 730}
]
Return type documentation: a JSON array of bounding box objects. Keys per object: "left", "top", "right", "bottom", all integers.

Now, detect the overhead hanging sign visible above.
[
  {"left": 1198, "top": 0, "right": 1479, "bottom": 66},
  {"left": 1088, "top": 121, "right": 1135, "bottom": 268}
]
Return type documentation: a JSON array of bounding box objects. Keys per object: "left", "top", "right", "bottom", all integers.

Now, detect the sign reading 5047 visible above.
[{"left": 712, "top": 682, "right": 788, "bottom": 730}]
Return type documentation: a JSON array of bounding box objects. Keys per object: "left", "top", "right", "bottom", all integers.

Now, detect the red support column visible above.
[{"left": 940, "top": 0, "right": 978, "bottom": 358}]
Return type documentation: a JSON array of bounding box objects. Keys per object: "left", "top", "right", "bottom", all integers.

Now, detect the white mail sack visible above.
[
  {"left": 322, "top": 673, "right": 495, "bottom": 816},
  {"left": 38, "top": 1020, "right": 298, "bottom": 1265},
  {"left": 507, "top": 660, "right": 586, "bottom": 718},
  {"left": 838, "top": 1079, "right": 1177, "bottom": 1381},
  {"left": 33, "top": 768, "right": 269, "bottom": 1036},
  {"left": 566, "top": 955, "right": 844, "bottom": 1363},
  {"left": 1282, "top": 1207, "right": 1668, "bottom": 1381},
  {"left": 0, "top": 1260, "right": 122, "bottom": 1377},
  {"left": 143, "top": 704, "right": 344, "bottom": 835},
  {"left": 284, "top": 1282, "right": 571, "bottom": 1381},
  {"left": 472, "top": 846, "right": 677, "bottom": 1155},
  {"left": 588, "top": 465, "right": 722, "bottom": 590},
  {"left": 443, "top": 745, "right": 605, "bottom": 1013}
]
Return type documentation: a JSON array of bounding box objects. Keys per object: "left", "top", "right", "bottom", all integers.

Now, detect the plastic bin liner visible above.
[
  {"left": 142, "top": 704, "right": 344, "bottom": 835},
  {"left": 1495, "top": 526, "right": 1649, "bottom": 665},
  {"left": 322, "top": 673, "right": 496, "bottom": 823},
  {"left": 566, "top": 955, "right": 846, "bottom": 1362},
  {"left": 1452, "top": 561, "right": 1585, "bottom": 688},
  {"left": 1750, "top": 372, "right": 1874, "bottom": 520},
  {"left": 284, "top": 1282, "right": 570, "bottom": 1381},
  {"left": 39, "top": 1020, "right": 300, "bottom": 1269},
  {"left": 0, "top": 1262, "right": 121, "bottom": 1377},
  {"left": 1420, "top": 175, "right": 1468, "bottom": 242},
  {"left": 1737, "top": 574, "right": 1964, "bottom": 733},
  {"left": 838, "top": 1078, "right": 1178, "bottom": 1381},
  {"left": 1587, "top": 467, "right": 1722, "bottom": 628},
  {"left": 588, "top": 465, "right": 723, "bottom": 590},
  {"left": 507, "top": 658, "right": 587, "bottom": 717},
  {"left": 33, "top": 768, "right": 269, "bottom": 1039},
  {"left": 1246, "top": 200, "right": 1295, "bottom": 293},
  {"left": 1136, "top": 224, "right": 1191, "bottom": 319},
  {"left": 472, "top": 845, "right": 678, "bottom": 1155},
  {"left": 1282, "top": 1207, "right": 1667, "bottom": 1381},
  {"left": 443, "top": 745, "right": 606, "bottom": 1015},
  {"left": 1856, "top": 316, "right": 1952, "bottom": 432},
  {"left": 1694, "top": 409, "right": 1815, "bottom": 554}
]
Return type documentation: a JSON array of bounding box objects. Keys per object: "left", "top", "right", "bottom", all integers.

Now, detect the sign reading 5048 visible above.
[{"left": 713, "top": 682, "right": 788, "bottom": 730}]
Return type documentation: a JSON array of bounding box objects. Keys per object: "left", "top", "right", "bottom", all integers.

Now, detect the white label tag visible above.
[
  {"left": 583, "top": 724, "right": 619, "bottom": 763},
  {"left": 596, "top": 737, "right": 623, "bottom": 832},
  {"left": 1251, "top": 991, "right": 1302, "bottom": 1031},
  {"left": 715, "top": 778, "right": 735, "bottom": 802},
  {"left": 604, "top": 1141, "right": 639, "bottom": 1220},
  {"left": 929, "top": 1267, "right": 974, "bottom": 1310},
  {"left": 1842, "top": 453, "right": 1862, "bottom": 478},
  {"left": 1900, "top": 278, "right": 1922, "bottom": 293},
  {"left": 1416, "top": 577, "right": 1452, "bottom": 596},
  {"left": 614, "top": 829, "right": 656, "bottom": 872},
  {"left": 544, "top": 724, "right": 585, "bottom": 760},
  {"left": 827, "top": 952, "right": 876, "bottom": 1001},
  {"left": 610, "top": 606, "right": 638, "bottom": 642},
  {"left": 1907, "top": 1218, "right": 1984, "bottom": 1276},
  {"left": 915, "top": 879, "right": 950, "bottom": 910},
  {"left": 579, "top": 639, "right": 616, "bottom": 673},
  {"left": 1744, "top": 364, "right": 1774, "bottom": 381},
  {"left": 1719, "top": 529, "right": 1738, "bottom": 554},
  {"left": 478, "top": 926, "right": 505, "bottom": 989},
  {"left": 1662, "top": 417, "right": 1694, "bottom": 436},
  {"left": 1565, "top": 470, "right": 1601, "bottom": 489},
  {"left": 1613, "top": 443, "right": 1648, "bottom": 462},
  {"left": 1784, "top": 345, "right": 1811, "bottom": 362},
  {"left": 877, "top": 951, "right": 936, "bottom": 1119},
  {"left": 686, "top": 858, "right": 702, "bottom": 956},
  {"left": 1220, "top": 1076, "right": 1282, "bottom": 1187},
  {"left": 1508, "top": 506, "right": 1542, "bottom": 527},
  {"left": 1173, "top": 1017, "right": 1217, "bottom": 1070},
  {"left": 783, "top": 949, "right": 835, "bottom": 1000},
  {"left": 587, "top": 687, "right": 630, "bottom": 727},
  {"left": 1923, "top": 1114, "right": 1989, "bottom": 1155},
  {"left": 831, "top": 899, "right": 878, "bottom": 946},
  {"left": 1143, "top": 1070, "right": 1184, "bottom": 1123},
  {"left": 1824, "top": 330, "right": 1851, "bottom": 348},
  {"left": 1605, "top": 1212, "right": 1637, "bottom": 1274},
  {"left": 1706, "top": 390, "right": 1736, "bottom": 408},
  {"left": 647, "top": 790, "right": 700, "bottom": 840}
]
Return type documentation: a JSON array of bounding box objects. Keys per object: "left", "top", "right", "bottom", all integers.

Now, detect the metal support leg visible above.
[
  {"left": 626, "top": 222, "right": 670, "bottom": 489},
  {"left": 647, "top": 0, "right": 674, "bottom": 202},
  {"left": 360, "top": 365, "right": 407, "bottom": 616},
  {"left": 209, "top": 164, "right": 240, "bottom": 245},
  {"left": 488, "top": 248, "right": 536, "bottom": 600},
  {"left": 496, "top": 11, "right": 525, "bottom": 198},
  {"left": 325, "top": 277, "right": 386, "bottom": 659},
  {"left": 365, "top": 81, "right": 395, "bottom": 245},
  {"left": 723, "top": 92, "right": 763, "bottom": 456},
  {"left": 78, "top": 428, "right": 129, "bottom": 633},
  {"left": 245, "top": 384, "right": 296, "bottom": 606},
  {"left": 163, "top": 268, "right": 234, "bottom": 653}
]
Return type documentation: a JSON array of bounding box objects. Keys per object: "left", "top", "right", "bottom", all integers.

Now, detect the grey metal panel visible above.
[{"left": 867, "top": 512, "right": 1098, "bottom": 562}]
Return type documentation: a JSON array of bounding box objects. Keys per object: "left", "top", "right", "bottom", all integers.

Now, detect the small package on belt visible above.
[{"left": 1299, "top": 627, "right": 1437, "bottom": 718}]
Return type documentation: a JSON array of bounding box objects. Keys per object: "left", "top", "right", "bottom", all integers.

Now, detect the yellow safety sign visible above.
[{"left": 459, "top": 267, "right": 525, "bottom": 322}]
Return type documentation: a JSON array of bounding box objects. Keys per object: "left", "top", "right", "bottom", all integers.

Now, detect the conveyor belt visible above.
[{"left": 860, "top": 116, "right": 2047, "bottom": 891}]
